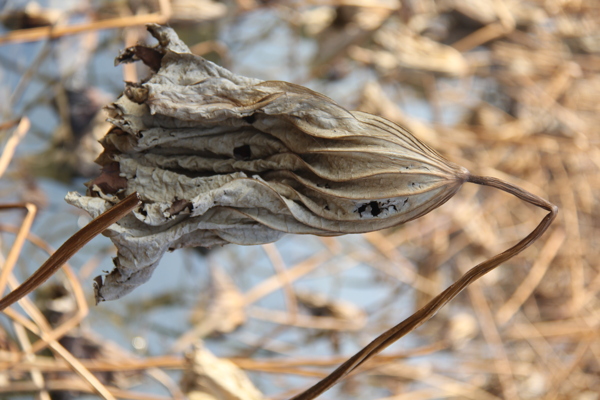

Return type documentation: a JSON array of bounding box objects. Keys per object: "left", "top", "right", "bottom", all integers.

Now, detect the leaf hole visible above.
[
  {"left": 243, "top": 114, "right": 256, "bottom": 124},
  {"left": 356, "top": 201, "right": 381, "bottom": 217},
  {"left": 370, "top": 201, "right": 381, "bottom": 216},
  {"left": 233, "top": 145, "right": 252, "bottom": 160}
]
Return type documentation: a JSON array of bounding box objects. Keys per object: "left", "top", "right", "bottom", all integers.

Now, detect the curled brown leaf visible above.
[{"left": 67, "top": 24, "right": 470, "bottom": 302}]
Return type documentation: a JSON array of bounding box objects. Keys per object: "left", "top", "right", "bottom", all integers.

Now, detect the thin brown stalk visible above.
[
  {"left": 0, "top": 117, "right": 30, "bottom": 177},
  {"left": 0, "top": 202, "right": 37, "bottom": 297},
  {"left": 2, "top": 342, "right": 446, "bottom": 375},
  {"left": 508, "top": 319, "right": 596, "bottom": 339},
  {"left": 545, "top": 338, "right": 593, "bottom": 400},
  {"left": 372, "top": 363, "right": 502, "bottom": 400},
  {"left": 0, "top": 377, "right": 172, "bottom": 400},
  {"left": 451, "top": 22, "right": 512, "bottom": 53},
  {"left": 262, "top": 243, "right": 299, "bottom": 317},
  {"left": 244, "top": 251, "right": 330, "bottom": 305},
  {"left": 234, "top": 342, "right": 447, "bottom": 369},
  {"left": 289, "top": 175, "right": 557, "bottom": 400},
  {"left": 12, "top": 316, "right": 51, "bottom": 400},
  {"left": 496, "top": 229, "right": 566, "bottom": 325},
  {"left": 0, "top": 14, "right": 169, "bottom": 45},
  {"left": 0, "top": 192, "right": 141, "bottom": 311},
  {"left": 146, "top": 368, "right": 186, "bottom": 400},
  {"left": 0, "top": 224, "right": 89, "bottom": 357},
  {"left": 0, "top": 119, "right": 20, "bottom": 130},
  {"left": 459, "top": 253, "right": 519, "bottom": 400},
  {"left": 247, "top": 307, "right": 365, "bottom": 331},
  {"left": 2, "top": 287, "right": 116, "bottom": 400},
  {"left": 364, "top": 231, "right": 439, "bottom": 296}
]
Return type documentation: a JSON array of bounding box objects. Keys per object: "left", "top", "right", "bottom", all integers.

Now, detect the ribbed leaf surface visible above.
[{"left": 66, "top": 24, "right": 469, "bottom": 301}]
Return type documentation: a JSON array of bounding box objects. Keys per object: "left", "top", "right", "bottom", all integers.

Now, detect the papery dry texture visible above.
[{"left": 66, "top": 24, "right": 469, "bottom": 302}]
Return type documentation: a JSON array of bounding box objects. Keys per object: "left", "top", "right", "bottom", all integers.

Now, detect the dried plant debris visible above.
[
  {"left": 369, "top": 23, "right": 469, "bottom": 76},
  {"left": 296, "top": 291, "right": 366, "bottom": 324},
  {"left": 27, "top": 87, "right": 110, "bottom": 181},
  {"left": 66, "top": 24, "right": 471, "bottom": 302},
  {"left": 169, "top": 0, "right": 228, "bottom": 24},
  {"left": 181, "top": 342, "right": 265, "bottom": 400},
  {"left": 0, "top": 2, "right": 61, "bottom": 30},
  {"left": 191, "top": 267, "right": 246, "bottom": 336}
]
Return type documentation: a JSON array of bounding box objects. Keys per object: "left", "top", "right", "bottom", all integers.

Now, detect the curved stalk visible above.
[
  {"left": 290, "top": 176, "right": 558, "bottom": 400},
  {"left": 0, "top": 192, "right": 141, "bottom": 311}
]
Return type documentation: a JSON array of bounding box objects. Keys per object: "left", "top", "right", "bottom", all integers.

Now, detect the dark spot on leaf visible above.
[
  {"left": 243, "top": 114, "right": 256, "bottom": 124},
  {"left": 357, "top": 203, "right": 367, "bottom": 216},
  {"left": 370, "top": 201, "right": 381, "bottom": 216},
  {"left": 233, "top": 144, "right": 252, "bottom": 160},
  {"left": 356, "top": 201, "right": 381, "bottom": 217}
]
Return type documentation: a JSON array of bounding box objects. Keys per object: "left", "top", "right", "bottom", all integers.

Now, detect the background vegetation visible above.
[{"left": 0, "top": 1, "right": 598, "bottom": 399}]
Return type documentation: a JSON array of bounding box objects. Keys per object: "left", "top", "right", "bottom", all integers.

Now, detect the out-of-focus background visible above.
[{"left": 0, "top": 1, "right": 598, "bottom": 399}]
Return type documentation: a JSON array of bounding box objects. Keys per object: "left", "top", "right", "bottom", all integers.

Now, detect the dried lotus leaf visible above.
[{"left": 65, "top": 24, "right": 471, "bottom": 303}]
